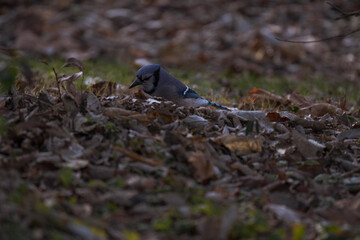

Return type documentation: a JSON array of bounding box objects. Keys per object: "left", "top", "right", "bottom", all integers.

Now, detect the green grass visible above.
[
  {"left": 5, "top": 56, "right": 359, "bottom": 106},
  {"left": 167, "top": 66, "right": 358, "bottom": 106},
  {"left": 27, "top": 58, "right": 135, "bottom": 87},
  {"left": 215, "top": 70, "right": 357, "bottom": 103}
]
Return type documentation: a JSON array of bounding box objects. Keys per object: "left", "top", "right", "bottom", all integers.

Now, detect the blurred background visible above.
[{"left": 1, "top": 0, "right": 360, "bottom": 87}]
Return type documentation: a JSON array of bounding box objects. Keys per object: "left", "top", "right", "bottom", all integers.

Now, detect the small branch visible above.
[
  {"left": 326, "top": 1, "right": 360, "bottom": 20},
  {"left": 52, "top": 67, "right": 62, "bottom": 100},
  {"left": 340, "top": 167, "right": 360, "bottom": 178},
  {"left": 276, "top": 2, "right": 360, "bottom": 44},
  {"left": 81, "top": 74, "right": 84, "bottom": 95},
  {"left": 275, "top": 27, "right": 360, "bottom": 43}
]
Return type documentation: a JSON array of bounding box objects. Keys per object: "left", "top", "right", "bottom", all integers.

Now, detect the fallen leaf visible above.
[
  {"left": 62, "top": 57, "right": 84, "bottom": 72},
  {"left": 89, "top": 81, "right": 118, "bottom": 96},
  {"left": 266, "top": 204, "right": 301, "bottom": 225},
  {"left": 266, "top": 112, "right": 288, "bottom": 122},
  {"left": 335, "top": 196, "right": 360, "bottom": 212},
  {"left": 183, "top": 115, "right": 209, "bottom": 130},
  {"left": 85, "top": 92, "right": 102, "bottom": 114},
  {"left": 298, "top": 103, "right": 343, "bottom": 117},
  {"left": 188, "top": 151, "right": 216, "bottom": 182},
  {"left": 104, "top": 107, "right": 149, "bottom": 123},
  {"left": 338, "top": 128, "right": 360, "bottom": 141},
  {"left": 292, "top": 130, "right": 325, "bottom": 159},
  {"left": 103, "top": 107, "right": 138, "bottom": 117},
  {"left": 113, "top": 146, "right": 162, "bottom": 166},
  {"left": 147, "top": 109, "right": 176, "bottom": 123},
  {"left": 286, "top": 91, "right": 312, "bottom": 107},
  {"left": 249, "top": 88, "right": 287, "bottom": 104},
  {"left": 88, "top": 164, "right": 115, "bottom": 180},
  {"left": 62, "top": 159, "right": 89, "bottom": 170},
  {"left": 215, "top": 135, "right": 262, "bottom": 155},
  {"left": 230, "top": 110, "right": 266, "bottom": 121},
  {"left": 59, "top": 72, "right": 83, "bottom": 107}
]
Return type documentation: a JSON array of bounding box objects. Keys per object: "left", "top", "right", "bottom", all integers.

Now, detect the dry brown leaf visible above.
[
  {"left": 335, "top": 196, "right": 360, "bottom": 212},
  {"left": 230, "top": 162, "right": 256, "bottom": 175},
  {"left": 103, "top": 107, "right": 138, "bottom": 117},
  {"left": 215, "top": 135, "right": 262, "bottom": 155},
  {"left": 147, "top": 109, "right": 175, "bottom": 123},
  {"left": 62, "top": 57, "right": 84, "bottom": 72},
  {"left": 125, "top": 175, "right": 155, "bottom": 190},
  {"left": 266, "top": 112, "right": 288, "bottom": 122},
  {"left": 113, "top": 146, "right": 162, "bottom": 166},
  {"left": 59, "top": 72, "right": 83, "bottom": 107},
  {"left": 292, "top": 130, "right": 325, "bottom": 159},
  {"left": 188, "top": 151, "right": 216, "bottom": 182},
  {"left": 298, "top": 103, "right": 343, "bottom": 117},
  {"left": 89, "top": 81, "right": 118, "bottom": 97},
  {"left": 315, "top": 207, "right": 360, "bottom": 225},
  {"left": 248, "top": 88, "right": 287, "bottom": 104},
  {"left": 286, "top": 91, "right": 312, "bottom": 107},
  {"left": 104, "top": 107, "right": 150, "bottom": 124}
]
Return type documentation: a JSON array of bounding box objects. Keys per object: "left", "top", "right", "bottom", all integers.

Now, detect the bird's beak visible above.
[{"left": 129, "top": 78, "right": 142, "bottom": 89}]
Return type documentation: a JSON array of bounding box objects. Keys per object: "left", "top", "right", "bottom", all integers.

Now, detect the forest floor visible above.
[{"left": 2, "top": 1, "right": 360, "bottom": 240}]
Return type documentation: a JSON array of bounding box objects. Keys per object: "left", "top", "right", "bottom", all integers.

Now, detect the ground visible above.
[{"left": 1, "top": 1, "right": 360, "bottom": 240}]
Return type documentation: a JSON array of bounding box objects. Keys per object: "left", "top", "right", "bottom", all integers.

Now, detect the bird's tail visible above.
[{"left": 208, "top": 101, "right": 230, "bottom": 110}]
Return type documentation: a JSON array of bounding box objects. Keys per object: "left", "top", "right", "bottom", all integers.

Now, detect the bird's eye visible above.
[{"left": 142, "top": 75, "right": 152, "bottom": 81}]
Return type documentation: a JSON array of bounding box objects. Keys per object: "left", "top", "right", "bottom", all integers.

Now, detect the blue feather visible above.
[{"left": 208, "top": 101, "right": 230, "bottom": 110}]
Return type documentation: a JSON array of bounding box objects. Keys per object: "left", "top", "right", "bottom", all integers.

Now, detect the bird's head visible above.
[{"left": 129, "top": 64, "right": 161, "bottom": 94}]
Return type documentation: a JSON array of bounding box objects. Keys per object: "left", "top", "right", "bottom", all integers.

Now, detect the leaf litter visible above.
[{"left": 1, "top": 58, "right": 360, "bottom": 239}]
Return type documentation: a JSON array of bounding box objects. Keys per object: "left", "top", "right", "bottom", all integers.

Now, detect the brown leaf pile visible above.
[{"left": 1, "top": 58, "right": 360, "bottom": 239}]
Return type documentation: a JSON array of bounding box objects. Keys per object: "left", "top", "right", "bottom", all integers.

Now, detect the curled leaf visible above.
[
  {"left": 59, "top": 72, "right": 83, "bottom": 106},
  {"left": 62, "top": 57, "right": 84, "bottom": 72}
]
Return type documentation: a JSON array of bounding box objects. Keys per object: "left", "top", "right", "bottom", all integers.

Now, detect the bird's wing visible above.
[{"left": 182, "top": 86, "right": 202, "bottom": 99}]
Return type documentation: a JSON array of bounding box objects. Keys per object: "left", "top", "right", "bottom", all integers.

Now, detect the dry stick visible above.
[
  {"left": 275, "top": 27, "right": 360, "bottom": 44},
  {"left": 276, "top": 2, "right": 360, "bottom": 44},
  {"left": 52, "top": 67, "right": 62, "bottom": 100},
  {"left": 81, "top": 74, "right": 84, "bottom": 95},
  {"left": 340, "top": 167, "right": 360, "bottom": 178},
  {"left": 326, "top": 1, "right": 360, "bottom": 20},
  {"left": 112, "top": 146, "right": 162, "bottom": 166}
]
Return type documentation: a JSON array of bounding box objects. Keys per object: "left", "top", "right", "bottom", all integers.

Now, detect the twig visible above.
[
  {"left": 276, "top": 2, "right": 360, "bottom": 44},
  {"left": 340, "top": 167, "right": 360, "bottom": 178},
  {"left": 81, "top": 74, "right": 84, "bottom": 95},
  {"left": 52, "top": 67, "right": 62, "bottom": 100},
  {"left": 275, "top": 27, "right": 360, "bottom": 43},
  {"left": 112, "top": 146, "right": 162, "bottom": 166},
  {"left": 326, "top": 1, "right": 360, "bottom": 20}
]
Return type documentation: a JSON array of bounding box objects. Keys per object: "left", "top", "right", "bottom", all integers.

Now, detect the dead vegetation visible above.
[
  {"left": 2, "top": 0, "right": 360, "bottom": 239},
  {"left": 1, "top": 58, "right": 360, "bottom": 239}
]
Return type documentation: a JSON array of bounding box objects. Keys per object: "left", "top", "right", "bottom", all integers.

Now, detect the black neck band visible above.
[{"left": 144, "top": 68, "right": 160, "bottom": 95}]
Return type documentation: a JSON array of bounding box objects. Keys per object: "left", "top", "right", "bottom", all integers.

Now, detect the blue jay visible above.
[{"left": 129, "top": 64, "right": 229, "bottom": 110}]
